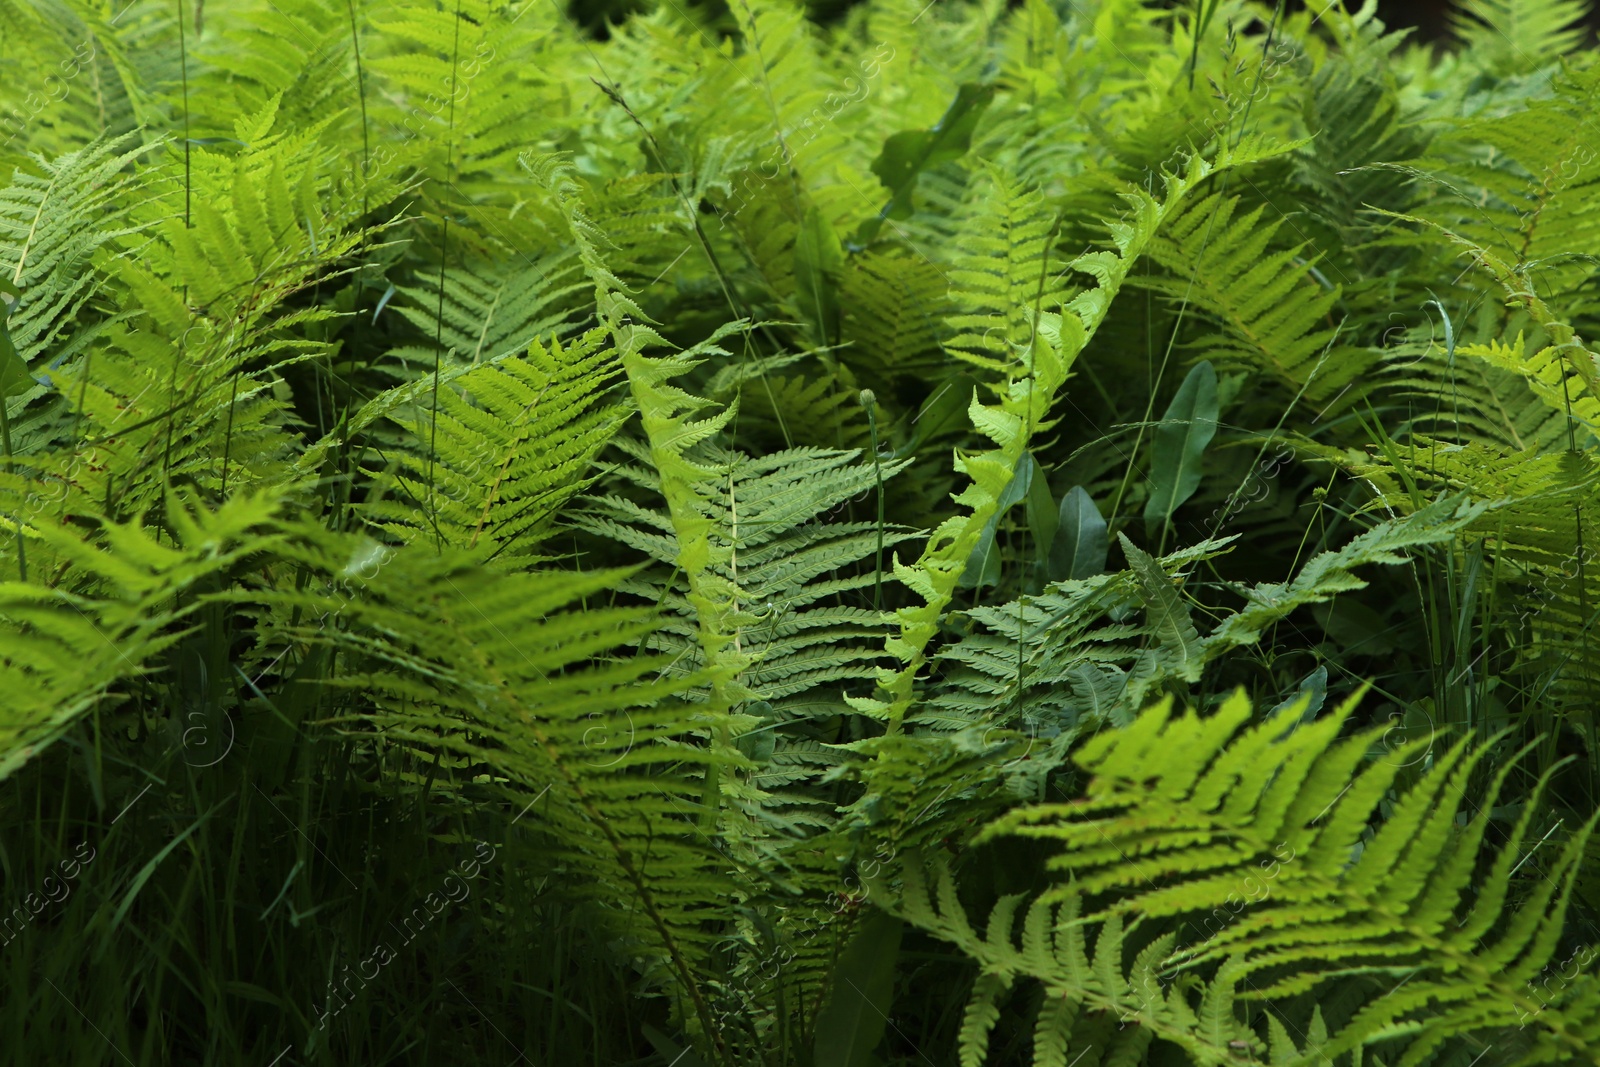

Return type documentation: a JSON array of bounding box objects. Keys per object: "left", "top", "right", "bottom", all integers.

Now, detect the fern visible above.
[
  {"left": 361, "top": 325, "right": 630, "bottom": 561},
  {"left": 886, "top": 689, "right": 1600, "bottom": 1066},
  {"left": 837, "top": 248, "right": 950, "bottom": 394},
  {"left": 942, "top": 165, "right": 1070, "bottom": 376},
  {"left": 1386, "top": 60, "right": 1600, "bottom": 329},
  {"left": 879, "top": 861, "right": 1265, "bottom": 1066},
  {"left": 580, "top": 440, "right": 911, "bottom": 736},
  {"left": 1451, "top": 0, "right": 1595, "bottom": 76},
  {"left": 925, "top": 493, "right": 1483, "bottom": 737},
  {"left": 0, "top": 134, "right": 147, "bottom": 384},
  {"left": 1135, "top": 190, "right": 1374, "bottom": 412},
  {"left": 5, "top": 2, "right": 1600, "bottom": 1064},
  {"left": 862, "top": 136, "right": 1304, "bottom": 735},
  {"left": 385, "top": 250, "right": 587, "bottom": 375},
  {"left": 0, "top": 490, "right": 291, "bottom": 781},
  {"left": 265, "top": 535, "right": 739, "bottom": 1045}
]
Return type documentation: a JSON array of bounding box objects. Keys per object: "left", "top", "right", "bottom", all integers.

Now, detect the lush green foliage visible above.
[{"left": 1, "top": 0, "right": 1599, "bottom": 1063}]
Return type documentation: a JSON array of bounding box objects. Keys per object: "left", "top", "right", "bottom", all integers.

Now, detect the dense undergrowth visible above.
[{"left": 1, "top": 0, "right": 1599, "bottom": 1062}]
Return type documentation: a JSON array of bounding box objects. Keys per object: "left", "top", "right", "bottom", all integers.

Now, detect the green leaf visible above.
[
  {"left": 1048, "top": 486, "right": 1108, "bottom": 582},
  {"left": 1119, "top": 533, "right": 1202, "bottom": 677},
  {"left": 641, "top": 1025, "right": 712, "bottom": 1067},
  {"left": 959, "top": 450, "right": 1035, "bottom": 589},
  {"left": 1143, "top": 360, "right": 1218, "bottom": 529},
  {"left": 794, "top": 206, "right": 844, "bottom": 347},
  {"left": 1024, "top": 455, "right": 1057, "bottom": 571},
  {"left": 812, "top": 909, "right": 903, "bottom": 1067},
  {"left": 857, "top": 83, "right": 995, "bottom": 244},
  {"left": 893, "top": 374, "right": 976, "bottom": 460},
  {"left": 1271, "top": 664, "right": 1328, "bottom": 720},
  {"left": 0, "top": 277, "right": 29, "bottom": 399}
]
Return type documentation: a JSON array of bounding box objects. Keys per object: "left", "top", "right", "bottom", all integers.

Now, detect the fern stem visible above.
[
  {"left": 344, "top": 0, "right": 370, "bottom": 218},
  {"left": 178, "top": 0, "right": 190, "bottom": 229},
  {"left": 427, "top": 0, "right": 465, "bottom": 553},
  {"left": 862, "top": 389, "right": 884, "bottom": 613},
  {"left": 0, "top": 396, "right": 24, "bottom": 581}
]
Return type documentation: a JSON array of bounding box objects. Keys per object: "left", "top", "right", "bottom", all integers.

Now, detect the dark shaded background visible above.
[
  {"left": 1371, "top": 0, "right": 1598, "bottom": 43},
  {"left": 569, "top": 0, "right": 1600, "bottom": 49}
]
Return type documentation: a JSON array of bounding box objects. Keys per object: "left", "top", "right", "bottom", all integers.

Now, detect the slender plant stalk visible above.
[
  {"left": 426, "top": 0, "right": 465, "bottom": 553},
  {"left": 345, "top": 0, "right": 370, "bottom": 217}
]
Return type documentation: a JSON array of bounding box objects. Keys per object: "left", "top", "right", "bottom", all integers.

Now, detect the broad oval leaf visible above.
[
  {"left": 856, "top": 83, "right": 995, "bottom": 244},
  {"left": 1143, "top": 360, "right": 1218, "bottom": 529},
  {"left": 812, "top": 909, "right": 903, "bottom": 1067},
  {"left": 1048, "top": 485, "right": 1108, "bottom": 582}
]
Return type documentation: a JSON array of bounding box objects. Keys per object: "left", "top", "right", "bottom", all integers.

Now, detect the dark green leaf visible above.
[
  {"left": 893, "top": 374, "right": 975, "bottom": 460},
  {"left": 1049, "top": 486, "right": 1108, "bottom": 582},
  {"left": 1024, "top": 455, "right": 1056, "bottom": 570},
  {"left": 812, "top": 909, "right": 902, "bottom": 1067},
  {"left": 960, "top": 450, "right": 1035, "bottom": 589},
  {"left": 1271, "top": 665, "right": 1328, "bottom": 721},
  {"left": 1144, "top": 360, "right": 1218, "bottom": 529},
  {"left": 0, "top": 278, "right": 30, "bottom": 399},
  {"left": 794, "top": 206, "right": 844, "bottom": 347},
  {"left": 856, "top": 83, "right": 995, "bottom": 244}
]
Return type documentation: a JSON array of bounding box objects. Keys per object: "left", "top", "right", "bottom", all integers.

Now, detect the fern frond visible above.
[
  {"left": 386, "top": 249, "right": 587, "bottom": 376},
  {"left": 1136, "top": 190, "right": 1374, "bottom": 410},
  {"left": 878, "top": 859, "right": 1264, "bottom": 1066},
  {"left": 866, "top": 136, "right": 1304, "bottom": 734},
  {"left": 274, "top": 539, "right": 738, "bottom": 1042},
  {"left": 924, "top": 489, "right": 1483, "bottom": 737},
  {"left": 1451, "top": 0, "right": 1594, "bottom": 76},
  {"left": 0, "top": 490, "right": 291, "bottom": 781},
  {"left": 1392, "top": 61, "right": 1600, "bottom": 325},
  {"left": 837, "top": 249, "right": 949, "bottom": 393},
  {"left": 363, "top": 325, "right": 630, "bottom": 563},
  {"left": 942, "top": 165, "right": 1069, "bottom": 376},
  {"left": 976, "top": 689, "right": 1600, "bottom": 1066},
  {"left": 0, "top": 133, "right": 148, "bottom": 380}
]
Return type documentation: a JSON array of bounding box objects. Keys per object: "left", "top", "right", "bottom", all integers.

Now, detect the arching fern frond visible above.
[
  {"left": 363, "top": 325, "right": 630, "bottom": 563},
  {"left": 582, "top": 439, "right": 912, "bottom": 719},
  {"left": 877, "top": 862, "right": 1265, "bottom": 1067},
  {"left": 865, "top": 136, "right": 1306, "bottom": 734},
  {"left": 270, "top": 539, "right": 737, "bottom": 1045},
  {"left": 1135, "top": 190, "right": 1374, "bottom": 412},
  {"left": 32, "top": 122, "right": 380, "bottom": 521},
  {"left": 969, "top": 689, "right": 1600, "bottom": 1066},
  {"left": 1394, "top": 60, "right": 1600, "bottom": 323},
  {"left": 0, "top": 490, "right": 290, "bottom": 781},
  {"left": 837, "top": 248, "right": 949, "bottom": 395},
  {"left": 0, "top": 133, "right": 149, "bottom": 380},
  {"left": 1450, "top": 0, "right": 1594, "bottom": 77},
  {"left": 385, "top": 248, "right": 587, "bottom": 378},
  {"left": 942, "top": 165, "right": 1068, "bottom": 376},
  {"left": 924, "top": 492, "right": 1484, "bottom": 736}
]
